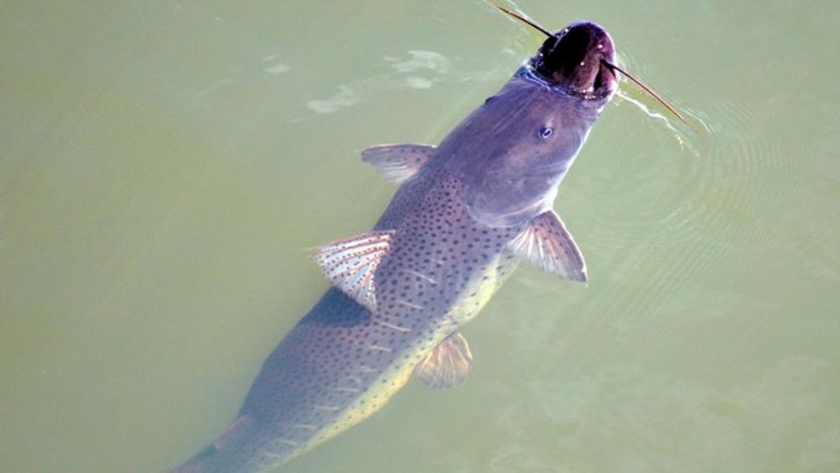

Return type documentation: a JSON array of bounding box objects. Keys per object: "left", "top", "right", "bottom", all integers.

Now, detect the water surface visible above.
[{"left": 1, "top": 1, "right": 838, "bottom": 472}]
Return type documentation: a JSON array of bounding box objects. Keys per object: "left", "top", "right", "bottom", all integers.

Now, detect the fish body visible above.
[{"left": 166, "top": 20, "right": 618, "bottom": 473}]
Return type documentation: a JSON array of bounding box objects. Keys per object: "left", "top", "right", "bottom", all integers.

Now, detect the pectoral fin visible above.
[
  {"left": 312, "top": 230, "right": 394, "bottom": 311},
  {"left": 508, "top": 209, "right": 587, "bottom": 282},
  {"left": 414, "top": 332, "right": 473, "bottom": 389},
  {"left": 361, "top": 143, "right": 436, "bottom": 184}
]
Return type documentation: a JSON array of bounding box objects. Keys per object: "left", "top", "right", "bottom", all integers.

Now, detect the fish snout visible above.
[{"left": 534, "top": 21, "right": 618, "bottom": 99}]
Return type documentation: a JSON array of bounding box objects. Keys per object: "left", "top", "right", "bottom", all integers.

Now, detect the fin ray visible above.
[
  {"left": 414, "top": 332, "right": 473, "bottom": 389},
  {"left": 508, "top": 210, "right": 587, "bottom": 282},
  {"left": 313, "top": 231, "right": 394, "bottom": 311},
  {"left": 361, "top": 143, "right": 436, "bottom": 184}
]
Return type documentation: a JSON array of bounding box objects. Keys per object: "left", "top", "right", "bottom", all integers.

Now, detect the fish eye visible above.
[{"left": 538, "top": 126, "right": 553, "bottom": 139}]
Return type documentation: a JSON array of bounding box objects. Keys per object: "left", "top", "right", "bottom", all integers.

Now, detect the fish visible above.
[{"left": 164, "top": 8, "right": 680, "bottom": 473}]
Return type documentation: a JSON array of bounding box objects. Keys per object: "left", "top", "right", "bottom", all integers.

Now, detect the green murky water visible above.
[{"left": 2, "top": 1, "right": 838, "bottom": 472}]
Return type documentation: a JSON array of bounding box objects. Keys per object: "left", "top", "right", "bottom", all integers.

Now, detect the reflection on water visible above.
[
  {"left": 308, "top": 50, "right": 450, "bottom": 114},
  {"left": 1, "top": 1, "right": 839, "bottom": 472}
]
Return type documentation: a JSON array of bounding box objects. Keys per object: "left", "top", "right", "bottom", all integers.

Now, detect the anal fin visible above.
[
  {"left": 414, "top": 332, "right": 473, "bottom": 389},
  {"left": 508, "top": 209, "right": 587, "bottom": 282}
]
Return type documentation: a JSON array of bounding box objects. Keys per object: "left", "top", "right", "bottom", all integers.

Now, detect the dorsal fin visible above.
[
  {"left": 312, "top": 230, "right": 394, "bottom": 311},
  {"left": 361, "top": 143, "right": 437, "bottom": 184},
  {"left": 508, "top": 209, "right": 587, "bottom": 282}
]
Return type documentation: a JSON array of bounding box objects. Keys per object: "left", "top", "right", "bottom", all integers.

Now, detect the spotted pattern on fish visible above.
[
  {"left": 171, "top": 173, "right": 521, "bottom": 472},
  {"left": 165, "top": 18, "right": 620, "bottom": 473}
]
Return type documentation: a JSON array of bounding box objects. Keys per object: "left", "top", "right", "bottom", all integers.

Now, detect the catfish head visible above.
[{"left": 444, "top": 21, "right": 618, "bottom": 229}]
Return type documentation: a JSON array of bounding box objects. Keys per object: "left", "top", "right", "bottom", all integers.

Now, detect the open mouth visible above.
[
  {"left": 522, "top": 21, "right": 618, "bottom": 100},
  {"left": 567, "top": 60, "right": 617, "bottom": 99},
  {"left": 591, "top": 60, "right": 619, "bottom": 97},
  {"left": 560, "top": 58, "right": 618, "bottom": 100}
]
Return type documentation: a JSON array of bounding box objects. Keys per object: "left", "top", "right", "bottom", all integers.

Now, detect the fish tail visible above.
[
  {"left": 162, "top": 414, "right": 271, "bottom": 473},
  {"left": 164, "top": 443, "right": 220, "bottom": 473}
]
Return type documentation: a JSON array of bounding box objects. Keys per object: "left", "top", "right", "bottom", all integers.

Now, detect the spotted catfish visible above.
[{"left": 166, "top": 18, "right": 620, "bottom": 473}]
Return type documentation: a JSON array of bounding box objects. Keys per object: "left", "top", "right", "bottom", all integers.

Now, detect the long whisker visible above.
[
  {"left": 495, "top": 3, "right": 689, "bottom": 127},
  {"left": 602, "top": 60, "right": 688, "bottom": 125},
  {"left": 493, "top": 4, "right": 553, "bottom": 38}
]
